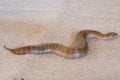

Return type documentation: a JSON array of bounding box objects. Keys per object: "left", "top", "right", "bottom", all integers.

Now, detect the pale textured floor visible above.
[{"left": 0, "top": 0, "right": 120, "bottom": 80}]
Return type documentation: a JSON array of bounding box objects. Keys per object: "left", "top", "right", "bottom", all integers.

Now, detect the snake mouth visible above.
[{"left": 114, "top": 34, "right": 120, "bottom": 39}]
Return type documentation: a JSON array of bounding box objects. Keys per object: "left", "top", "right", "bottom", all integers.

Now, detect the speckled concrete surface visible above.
[{"left": 0, "top": 0, "right": 120, "bottom": 80}]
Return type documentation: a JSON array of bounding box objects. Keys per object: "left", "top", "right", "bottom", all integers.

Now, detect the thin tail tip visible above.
[
  {"left": 1, "top": 43, "right": 7, "bottom": 49},
  {"left": 3, "top": 45, "right": 11, "bottom": 51},
  {"left": 1, "top": 43, "right": 8, "bottom": 50}
]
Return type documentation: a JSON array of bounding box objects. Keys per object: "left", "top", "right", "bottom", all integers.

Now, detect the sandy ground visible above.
[{"left": 0, "top": 0, "right": 120, "bottom": 80}]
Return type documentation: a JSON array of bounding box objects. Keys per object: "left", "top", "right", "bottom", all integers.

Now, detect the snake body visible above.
[{"left": 4, "top": 30, "right": 118, "bottom": 59}]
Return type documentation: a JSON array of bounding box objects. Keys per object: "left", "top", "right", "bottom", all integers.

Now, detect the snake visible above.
[{"left": 3, "top": 30, "right": 118, "bottom": 59}]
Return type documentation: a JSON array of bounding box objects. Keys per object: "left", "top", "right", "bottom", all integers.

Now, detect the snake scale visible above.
[{"left": 4, "top": 30, "right": 118, "bottom": 59}]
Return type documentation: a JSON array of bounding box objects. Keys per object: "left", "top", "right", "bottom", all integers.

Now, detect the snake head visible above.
[{"left": 106, "top": 32, "right": 118, "bottom": 39}]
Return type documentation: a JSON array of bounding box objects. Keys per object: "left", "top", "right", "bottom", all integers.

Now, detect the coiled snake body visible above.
[{"left": 4, "top": 30, "right": 118, "bottom": 59}]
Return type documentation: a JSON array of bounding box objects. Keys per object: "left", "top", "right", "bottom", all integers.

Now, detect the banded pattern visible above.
[{"left": 4, "top": 30, "right": 118, "bottom": 59}]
